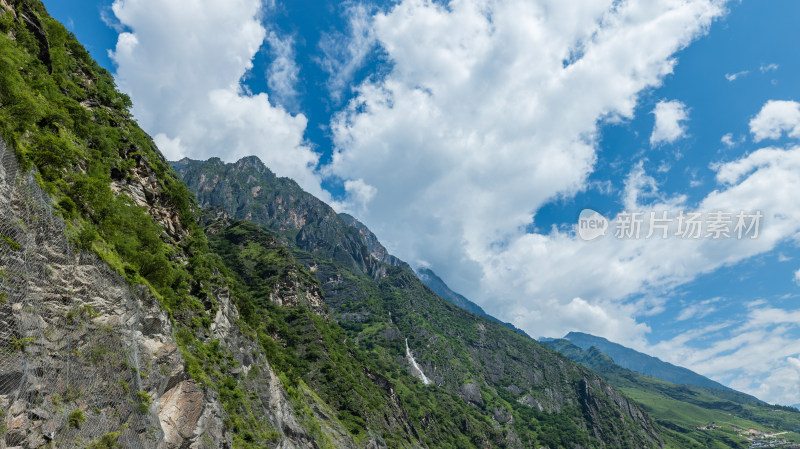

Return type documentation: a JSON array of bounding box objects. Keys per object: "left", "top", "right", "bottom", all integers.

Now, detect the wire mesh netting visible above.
[{"left": 0, "top": 138, "right": 171, "bottom": 448}]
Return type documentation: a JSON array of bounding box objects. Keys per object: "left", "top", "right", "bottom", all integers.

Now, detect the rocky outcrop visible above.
[
  {"left": 172, "top": 157, "right": 403, "bottom": 280},
  {"left": 0, "top": 139, "right": 206, "bottom": 448},
  {"left": 337, "top": 214, "right": 407, "bottom": 269},
  {"left": 18, "top": 3, "right": 50, "bottom": 73},
  {"left": 0, "top": 138, "right": 352, "bottom": 449},
  {"left": 110, "top": 149, "right": 187, "bottom": 244}
]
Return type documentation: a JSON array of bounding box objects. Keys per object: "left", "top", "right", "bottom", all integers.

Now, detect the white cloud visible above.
[
  {"left": 480, "top": 141, "right": 800, "bottom": 369},
  {"left": 109, "top": 0, "right": 330, "bottom": 201},
  {"left": 724, "top": 70, "right": 748, "bottom": 81},
  {"left": 649, "top": 304, "right": 800, "bottom": 405},
  {"left": 676, "top": 297, "right": 721, "bottom": 321},
  {"left": 317, "top": 3, "right": 377, "bottom": 101},
  {"left": 760, "top": 63, "right": 779, "bottom": 73},
  {"left": 264, "top": 30, "right": 301, "bottom": 111},
  {"left": 623, "top": 160, "right": 665, "bottom": 209},
  {"left": 720, "top": 132, "right": 744, "bottom": 148},
  {"left": 650, "top": 99, "right": 690, "bottom": 145},
  {"left": 329, "top": 0, "right": 727, "bottom": 324},
  {"left": 343, "top": 178, "right": 378, "bottom": 216},
  {"left": 100, "top": 6, "right": 126, "bottom": 33},
  {"left": 794, "top": 268, "right": 800, "bottom": 285},
  {"left": 721, "top": 133, "right": 734, "bottom": 146},
  {"left": 749, "top": 100, "right": 800, "bottom": 142}
]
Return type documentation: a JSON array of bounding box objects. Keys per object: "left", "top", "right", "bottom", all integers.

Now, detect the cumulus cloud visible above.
[
  {"left": 329, "top": 0, "right": 727, "bottom": 320},
  {"left": 650, "top": 99, "right": 690, "bottom": 145},
  {"left": 749, "top": 100, "right": 800, "bottom": 142},
  {"left": 109, "top": 0, "right": 329, "bottom": 200}
]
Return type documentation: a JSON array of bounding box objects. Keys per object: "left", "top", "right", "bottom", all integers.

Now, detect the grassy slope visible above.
[{"left": 544, "top": 339, "right": 800, "bottom": 448}]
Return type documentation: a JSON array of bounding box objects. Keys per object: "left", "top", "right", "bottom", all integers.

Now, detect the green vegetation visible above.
[
  {"left": 172, "top": 153, "right": 672, "bottom": 447},
  {"left": 0, "top": 2, "right": 286, "bottom": 447},
  {"left": 207, "top": 219, "right": 514, "bottom": 447},
  {"left": 9, "top": 336, "right": 34, "bottom": 352},
  {"left": 0, "top": 0, "right": 206, "bottom": 318},
  {"left": 544, "top": 339, "right": 800, "bottom": 448},
  {"left": 87, "top": 432, "right": 121, "bottom": 449},
  {"left": 174, "top": 328, "right": 282, "bottom": 448},
  {"left": 68, "top": 409, "right": 86, "bottom": 429},
  {"left": 135, "top": 391, "right": 151, "bottom": 414},
  {"left": 0, "top": 234, "right": 21, "bottom": 251},
  {"left": 204, "top": 217, "right": 660, "bottom": 448}
]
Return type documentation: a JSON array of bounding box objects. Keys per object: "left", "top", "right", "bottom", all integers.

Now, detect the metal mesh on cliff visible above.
[{"left": 0, "top": 138, "right": 168, "bottom": 448}]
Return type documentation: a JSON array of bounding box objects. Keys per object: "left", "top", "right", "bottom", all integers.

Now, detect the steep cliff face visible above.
[
  {"left": 0, "top": 141, "right": 363, "bottom": 449},
  {"left": 0, "top": 140, "right": 222, "bottom": 449},
  {"left": 337, "top": 213, "right": 406, "bottom": 268}
]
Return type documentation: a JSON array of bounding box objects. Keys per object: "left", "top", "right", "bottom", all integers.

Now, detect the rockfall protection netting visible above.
[{"left": 0, "top": 138, "right": 172, "bottom": 449}]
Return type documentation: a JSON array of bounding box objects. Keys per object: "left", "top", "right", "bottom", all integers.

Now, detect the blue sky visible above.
[{"left": 45, "top": 0, "right": 800, "bottom": 405}]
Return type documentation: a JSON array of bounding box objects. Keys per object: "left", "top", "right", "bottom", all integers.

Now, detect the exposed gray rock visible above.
[{"left": 0, "top": 141, "right": 222, "bottom": 448}]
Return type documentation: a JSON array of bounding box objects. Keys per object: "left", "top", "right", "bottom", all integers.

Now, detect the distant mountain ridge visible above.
[
  {"left": 564, "top": 331, "right": 733, "bottom": 392},
  {"left": 415, "top": 267, "right": 528, "bottom": 336},
  {"left": 542, "top": 338, "right": 800, "bottom": 448}
]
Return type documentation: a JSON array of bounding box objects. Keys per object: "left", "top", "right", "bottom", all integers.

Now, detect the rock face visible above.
[
  {"left": 110, "top": 149, "right": 187, "bottom": 244},
  {"left": 0, "top": 138, "right": 350, "bottom": 449},
  {"left": 0, "top": 139, "right": 189, "bottom": 448}
]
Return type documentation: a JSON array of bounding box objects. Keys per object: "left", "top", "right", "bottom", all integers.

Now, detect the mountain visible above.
[
  {"left": 564, "top": 331, "right": 735, "bottom": 392},
  {"left": 175, "top": 156, "right": 668, "bottom": 448},
  {"left": 415, "top": 267, "right": 527, "bottom": 336},
  {"left": 14, "top": 0, "right": 791, "bottom": 447},
  {"left": 544, "top": 338, "right": 800, "bottom": 448},
  {"left": 0, "top": 2, "right": 361, "bottom": 447},
  {"left": 171, "top": 156, "right": 407, "bottom": 279},
  {"left": 0, "top": 2, "right": 669, "bottom": 447}
]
